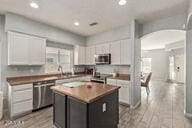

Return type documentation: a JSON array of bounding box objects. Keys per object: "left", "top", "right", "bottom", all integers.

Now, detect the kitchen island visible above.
[{"left": 51, "top": 82, "right": 120, "bottom": 128}]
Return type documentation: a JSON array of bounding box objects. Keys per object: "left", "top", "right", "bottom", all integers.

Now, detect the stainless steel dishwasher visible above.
[{"left": 33, "top": 80, "right": 55, "bottom": 110}]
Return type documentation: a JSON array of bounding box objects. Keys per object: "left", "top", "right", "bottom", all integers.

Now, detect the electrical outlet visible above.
[{"left": 102, "top": 103, "right": 107, "bottom": 112}]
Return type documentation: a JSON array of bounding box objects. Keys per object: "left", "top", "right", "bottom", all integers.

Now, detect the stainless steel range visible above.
[{"left": 91, "top": 74, "right": 111, "bottom": 84}]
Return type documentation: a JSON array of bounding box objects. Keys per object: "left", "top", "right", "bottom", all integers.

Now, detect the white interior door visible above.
[{"left": 175, "top": 55, "right": 184, "bottom": 83}]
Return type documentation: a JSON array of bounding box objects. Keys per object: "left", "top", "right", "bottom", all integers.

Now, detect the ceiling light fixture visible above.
[
  {"left": 118, "top": 0, "right": 127, "bottom": 6},
  {"left": 30, "top": 1, "right": 39, "bottom": 9},
  {"left": 74, "top": 21, "right": 80, "bottom": 26}
]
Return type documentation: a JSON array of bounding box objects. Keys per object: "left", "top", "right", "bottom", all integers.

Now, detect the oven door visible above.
[{"left": 95, "top": 54, "right": 111, "bottom": 65}]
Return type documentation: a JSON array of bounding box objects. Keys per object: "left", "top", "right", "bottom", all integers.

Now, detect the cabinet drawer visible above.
[
  {"left": 107, "top": 79, "right": 117, "bottom": 85},
  {"left": 117, "top": 80, "right": 130, "bottom": 86},
  {"left": 12, "top": 100, "right": 32, "bottom": 115},
  {"left": 12, "top": 84, "right": 33, "bottom": 91},
  {"left": 12, "top": 89, "right": 33, "bottom": 103}
]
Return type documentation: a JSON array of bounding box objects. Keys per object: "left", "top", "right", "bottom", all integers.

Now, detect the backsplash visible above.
[{"left": 85, "top": 65, "right": 130, "bottom": 74}]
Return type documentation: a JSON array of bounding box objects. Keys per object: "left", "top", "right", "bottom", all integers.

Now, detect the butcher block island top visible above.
[{"left": 51, "top": 82, "right": 120, "bottom": 103}]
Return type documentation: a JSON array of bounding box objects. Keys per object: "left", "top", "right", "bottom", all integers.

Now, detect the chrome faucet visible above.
[
  {"left": 58, "top": 64, "right": 64, "bottom": 76},
  {"left": 93, "top": 66, "right": 97, "bottom": 77}
]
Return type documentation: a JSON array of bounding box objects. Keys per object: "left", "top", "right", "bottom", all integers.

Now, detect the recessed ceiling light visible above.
[
  {"left": 30, "top": 1, "right": 39, "bottom": 9},
  {"left": 118, "top": 0, "right": 127, "bottom": 6},
  {"left": 74, "top": 21, "right": 80, "bottom": 26}
]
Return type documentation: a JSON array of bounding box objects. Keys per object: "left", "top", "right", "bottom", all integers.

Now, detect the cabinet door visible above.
[
  {"left": 119, "top": 86, "right": 130, "bottom": 104},
  {"left": 29, "top": 36, "right": 46, "bottom": 65},
  {"left": 8, "top": 32, "right": 29, "bottom": 65},
  {"left": 95, "top": 45, "right": 102, "bottom": 54},
  {"left": 74, "top": 46, "right": 85, "bottom": 65},
  {"left": 86, "top": 47, "right": 91, "bottom": 65},
  {"left": 90, "top": 46, "right": 96, "bottom": 64},
  {"left": 68, "top": 97, "right": 87, "bottom": 128},
  {"left": 102, "top": 44, "right": 110, "bottom": 54},
  {"left": 53, "top": 93, "right": 66, "bottom": 128},
  {"left": 110, "top": 41, "right": 121, "bottom": 65},
  {"left": 89, "top": 91, "right": 119, "bottom": 128},
  {"left": 12, "top": 100, "right": 32, "bottom": 116},
  {"left": 79, "top": 46, "right": 85, "bottom": 65},
  {"left": 121, "top": 39, "right": 131, "bottom": 65}
]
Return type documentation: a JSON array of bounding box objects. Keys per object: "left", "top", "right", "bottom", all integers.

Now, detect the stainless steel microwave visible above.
[{"left": 94, "top": 54, "right": 111, "bottom": 65}]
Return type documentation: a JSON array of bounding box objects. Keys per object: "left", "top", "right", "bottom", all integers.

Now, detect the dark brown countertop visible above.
[
  {"left": 51, "top": 82, "right": 120, "bottom": 103},
  {"left": 108, "top": 74, "right": 131, "bottom": 81},
  {"left": 7, "top": 73, "right": 90, "bottom": 86}
]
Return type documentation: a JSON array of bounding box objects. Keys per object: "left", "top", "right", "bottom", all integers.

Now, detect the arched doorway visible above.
[
  {"left": 139, "top": 28, "right": 187, "bottom": 118},
  {"left": 141, "top": 30, "right": 186, "bottom": 83}
]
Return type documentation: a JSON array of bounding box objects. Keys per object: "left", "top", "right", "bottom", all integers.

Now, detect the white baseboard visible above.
[
  {"left": 131, "top": 100, "right": 141, "bottom": 109},
  {"left": 184, "top": 110, "right": 192, "bottom": 118}
]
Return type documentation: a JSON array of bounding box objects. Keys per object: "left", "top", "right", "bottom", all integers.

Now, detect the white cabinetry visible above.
[
  {"left": 8, "top": 83, "right": 33, "bottom": 119},
  {"left": 109, "top": 39, "right": 131, "bottom": 65},
  {"left": 28, "top": 36, "right": 46, "bottom": 65},
  {"left": 8, "top": 31, "right": 46, "bottom": 65},
  {"left": 110, "top": 41, "right": 121, "bottom": 65},
  {"left": 107, "top": 78, "right": 130, "bottom": 104},
  {"left": 86, "top": 46, "right": 95, "bottom": 65},
  {"left": 74, "top": 45, "right": 86, "bottom": 65},
  {"left": 95, "top": 44, "right": 110, "bottom": 54},
  {"left": 120, "top": 39, "right": 131, "bottom": 65}
]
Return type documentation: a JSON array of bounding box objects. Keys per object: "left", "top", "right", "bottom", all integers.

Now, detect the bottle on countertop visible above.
[{"left": 71, "top": 68, "right": 75, "bottom": 75}]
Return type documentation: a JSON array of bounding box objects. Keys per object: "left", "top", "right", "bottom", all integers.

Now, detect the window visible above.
[
  {"left": 45, "top": 47, "right": 73, "bottom": 73},
  {"left": 141, "top": 58, "right": 152, "bottom": 73}
]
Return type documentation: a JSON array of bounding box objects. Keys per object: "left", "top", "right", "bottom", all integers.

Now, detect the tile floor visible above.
[{"left": 0, "top": 81, "right": 192, "bottom": 128}]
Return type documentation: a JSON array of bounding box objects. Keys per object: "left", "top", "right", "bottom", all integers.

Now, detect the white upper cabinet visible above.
[
  {"left": 95, "top": 44, "right": 109, "bottom": 54},
  {"left": 8, "top": 31, "right": 46, "bottom": 65},
  {"left": 86, "top": 46, "right": 95, "bottom": 65},
  {"left": 120, "top": 39, "right": 132, "bottom": 65},
  {"left": 110, "top": 41, "right": 121, "bottom": 65},
  {"left": 8, "top": 32, "right": 29, "bottom": 65},
  {"left": 28, "top": 36, "right": 46, "bottom": 65},
  {"left": 74, "top": 45, "right": 85, "bottom": 65}
]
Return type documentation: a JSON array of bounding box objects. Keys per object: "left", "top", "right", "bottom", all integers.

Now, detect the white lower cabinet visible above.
[
  {"left": 12, "top": 100, "right": 33, "bottom": 115},
  {"left": 8, "top": 83, "right": 33, "bottom": 119},
  {"left": 107, "top": 78, "right": 130, "bottom": 104}
]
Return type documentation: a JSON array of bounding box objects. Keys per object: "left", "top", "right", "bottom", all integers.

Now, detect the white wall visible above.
[
  {"left": 130, "top": 21, "right": 141, "bottom": 107},
  {"left": 165, "top": 40, "right": 185, "bottom": 51},
  {"left": 5, "top": 13, "right": 86, "bottom": 46},
  {"left": 87, "top": 65, "right": 130, "bottom": 74},
  {"left": 142, "top": 49, "right": 169, "bottom": 81},
  {"left": 86, "top": 24, "right": 131, "bottom": 46},
  {"left": 142, "top": 14, "right": 187, "bottom": 37},
  {"left": 185, "top": 4, "right": 192, "bottom": 116},
  {"left": 0, "top": 16, "right": 2, "bottom": 91}
]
